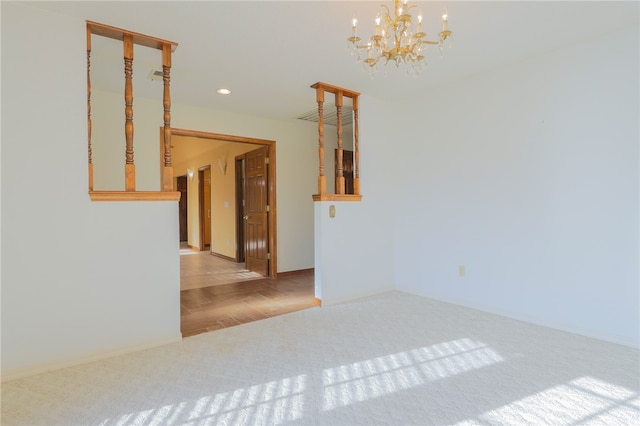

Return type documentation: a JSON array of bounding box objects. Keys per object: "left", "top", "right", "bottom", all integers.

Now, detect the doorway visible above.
[
  {"left": 171, "top": 128, "right": 277, "bottom": 279},
  {"left": 171, "top": 128, "right": 317, "bottom": 337}
]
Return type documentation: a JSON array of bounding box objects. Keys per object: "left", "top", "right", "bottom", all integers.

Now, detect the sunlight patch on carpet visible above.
[
  {"left": 322, "top": 338, "right": 504, "bottom": 410},
  {"left": 457, "top": 376, "right": 640, "bottom": 425},
  {"left": 100, "top": 375, "right": 307, "bottom": 426}
]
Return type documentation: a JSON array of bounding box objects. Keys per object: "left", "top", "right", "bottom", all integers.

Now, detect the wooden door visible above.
[
  {"left": 244, "top": 147, "right": 268, "bottom": 277},
  {"left": 235, "top": 157, "right": 245, "bottom": 262},
  {"left": 199, "top": 166, "right": 212, "bottom": 251},
  {"left": 335, "top": 149, "right": 354, "bottom": 194},
  {"left": 177, "top": 175, "right": 188, "bottom": 242}
]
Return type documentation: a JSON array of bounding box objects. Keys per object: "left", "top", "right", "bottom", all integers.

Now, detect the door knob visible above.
[{"left": 243, "top": 215, "right": 249, "bottom": 220}]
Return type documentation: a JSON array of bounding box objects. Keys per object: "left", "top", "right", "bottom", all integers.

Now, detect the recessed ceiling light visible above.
[{"left": 216, "top": 88, "right": 232, "bottom": 95}]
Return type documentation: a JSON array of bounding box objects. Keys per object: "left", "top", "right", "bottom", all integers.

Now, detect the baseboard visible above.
[
  {"left": 320, "top": 286, "right": 394, "bottom": 307},
  {"left": 277, "top": 268, "right": 314, "bottom": 277},
  {"left": 1, "top": 333, "right": 183, "bottom": 382},
  {"left": 397, "top": 286, "right": 640, "bottom": 349},
  {"left": 210, "top": 252, "right": 237, "bottom": 262}
]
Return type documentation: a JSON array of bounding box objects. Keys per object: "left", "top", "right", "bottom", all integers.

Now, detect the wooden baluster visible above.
[
  {"left": 317, "top": 87, "right": 326, "bottom": 195},
  {"left": 162, "top": 43, "right": 173, "bottom": 191},
  {"left": 335, "top": 91, "right": 345, "bottom": 195},
  {"left": 311, "top": 82, "right": 361, "bottom": 200},
  {"left": 353, "top": 96, "right": 360, "bottom": 195},
  {"left": 123, "top": 34, "right": 135, "bottom": 191},
  {"left": 87, "top": 27, "right": 93, "bottom": 191}
]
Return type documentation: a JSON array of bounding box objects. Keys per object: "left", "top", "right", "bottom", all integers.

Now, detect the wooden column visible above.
[
  {"left": 335, "top": 91, "right": 345, "bottom": 195},
  {"left": 123, "top": 34, "right": 135, "bottom": 191},
  {"left": 353, "top": 96, "right": 360, "bottom": 195},
  {"left": 311, "top": 82, "right": 361, "bottom": 201},
  {"left": 87, "top": 27, "right": 93, "bottom": 191},
  {"left": 87, "top": 21, "right": 179, "bottom": 200},
  {"left": 316, "top": 87, "right": 326, "bottom": 195},
  {"left": 162, "top": 43, "right": 173, "bottom": 191}
]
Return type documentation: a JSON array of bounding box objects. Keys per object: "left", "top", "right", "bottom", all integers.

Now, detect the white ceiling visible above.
[{"left": 31, "top": 1, "right": 639, "bottom": 121}]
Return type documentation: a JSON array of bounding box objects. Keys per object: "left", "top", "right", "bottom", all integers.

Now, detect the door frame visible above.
[
  {"left": 171, "top": 128, "right": 278, "bottom": 279},
  {"left": 198, "top": 165, "right": 211, "bottom": 252}
]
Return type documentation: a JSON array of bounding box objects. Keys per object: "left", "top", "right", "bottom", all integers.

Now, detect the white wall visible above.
[
  {"left": 3, "top": 1, "right": 636, "bottom": 382},
  {"left": 1, "top": 3, "right": 181, "bottom": 378},
  {"left": 1, "top": 2, "right": 318, "bottom": 378},
  {"left": 91, "top": 89, "right": 318, "bottom": 269},
  {"left": 314, "top": 96, "right": 396, "bottom": 305},
  {"left": 393, "top": 25, "right": 640, "bottom": 347},
  {"left": 92, "top": 89, "right": 163, "bottom": 191},
  {"left": 61, "top": 24, "right": 319, "bottom": 273}
]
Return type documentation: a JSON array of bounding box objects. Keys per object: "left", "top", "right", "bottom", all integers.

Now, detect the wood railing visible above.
[
  {"left": 311, "top": 82, "right": 362, "bottom": 202},
  {"left": 87, "top": 21, "right": 180, "bottom": 201}
]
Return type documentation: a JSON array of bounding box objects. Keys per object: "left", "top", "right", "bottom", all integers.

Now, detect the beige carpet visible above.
[{"left": 2, "top": 291, "right": 639, "bottom": 425}]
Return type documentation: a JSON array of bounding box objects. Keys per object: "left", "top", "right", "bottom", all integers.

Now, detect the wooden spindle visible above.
[
  {"left": 335, "top": 91, "right": 345, "bottom": 195},
  {"left": 123, "top": 34, "right": 135, "bottom": 191},
  {"left": 316, "top": 87, "right": 326, "bottom": 195},
  {"left": 311, "top": 82, "right": 360, "bottom": 200},
  {"left": 162, "top": 43, "right": 174, "bottom": 191},
  {"left": 86, "top": 21, "right": 178, "bottom": 199},
  {"left": 87, "top": 27, "right": 93, "bottom": 191},
  {"left": 353, "top": 96, "right": 360, "bottom": 195}
]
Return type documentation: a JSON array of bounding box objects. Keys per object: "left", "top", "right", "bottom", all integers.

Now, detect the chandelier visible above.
[{"left": 347, "top": 0, "right": 452, "bottom": 74}]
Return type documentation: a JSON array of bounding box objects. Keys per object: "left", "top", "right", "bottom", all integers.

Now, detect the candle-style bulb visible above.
[{"left": 350, "top": 16, "right": 359, "bottom": 40}]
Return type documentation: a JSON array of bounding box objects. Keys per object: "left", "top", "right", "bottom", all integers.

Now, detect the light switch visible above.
[
  {"left": 458, "top": 265, "right": 466, "bottom": 277},
  {"left": 224, "top": 201, "right": 229, "bottom": 208},
  {"left": 329, "top": 205, "right": 336, "bottom": 218}
]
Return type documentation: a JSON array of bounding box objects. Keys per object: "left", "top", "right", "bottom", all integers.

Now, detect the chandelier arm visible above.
[
  {"left": 382, "top": 3, "right": 395, "bottom": 27},
  {"left": 347, "top": 0, "right": 452, "bottom": 74}
]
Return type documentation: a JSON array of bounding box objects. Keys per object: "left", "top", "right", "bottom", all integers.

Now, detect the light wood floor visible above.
[
  {"left": 180, "top": 247, "right": 262, "bottom": 290},
  {"left": 180, "top": 245, "right": 317, "bottom": 337}
]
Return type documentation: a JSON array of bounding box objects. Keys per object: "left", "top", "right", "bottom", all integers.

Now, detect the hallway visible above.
[
  {"left": 179, "top": 246, "right": 317, "bottom": 337},
  {"left": 180, "top": 245, "right": 263, "bottom": 290}
]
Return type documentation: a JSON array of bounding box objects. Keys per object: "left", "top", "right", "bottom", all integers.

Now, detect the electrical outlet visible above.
[{"left": 458, "top": 265, "right": 466, "bottom": 277}]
